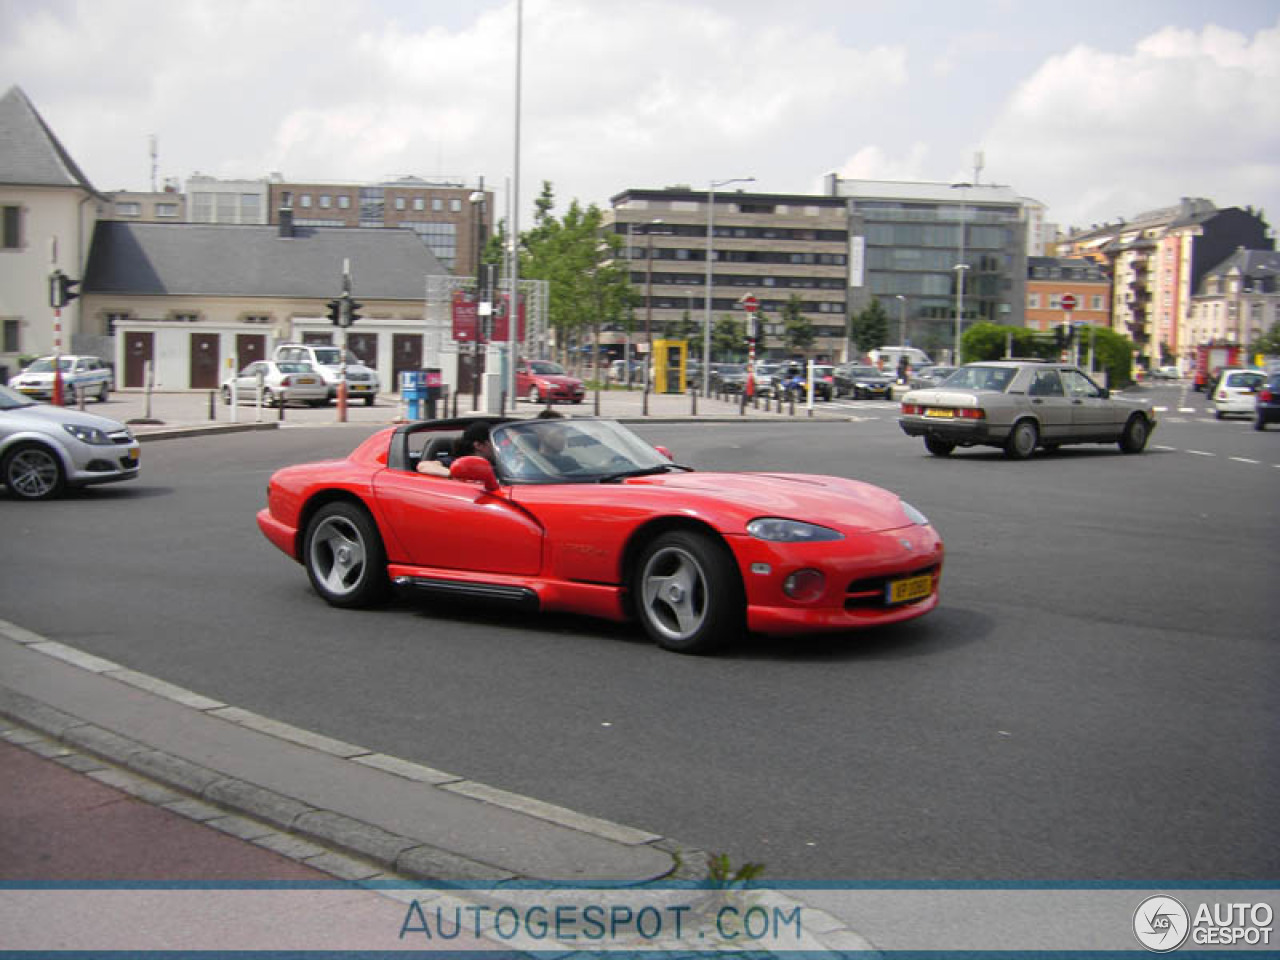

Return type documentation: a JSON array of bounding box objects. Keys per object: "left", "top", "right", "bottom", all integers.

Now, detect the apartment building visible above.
[
  {"left": 103, "top": 188, "right": 186, "bottom": 222},
  {"left": 1057, "top": 198, "right": 1272, "bottom": 369},
  {"left": 267, "top": 175, "right": 493, "bottom": 274},
  {"left": 824, "top": 176, "right": 1031, "bottom": 362},
  {"left": 186, "top": 174, "right": 271, "bottom": 224},
  {"left": 1187, "top": 248, "right": 1280, "bottom": 351},
  {"left": 607, "top": 187, "right": 851, "bottom": 361},
  {"left": 1026, "top": 257, "right": 1110, "bottom": 332}
]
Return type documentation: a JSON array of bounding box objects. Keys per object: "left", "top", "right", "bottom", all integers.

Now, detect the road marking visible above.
[
  {"left": 1230, "top": 457, "right": 1260, "bottom": 465},
  {"left": 1178, "top": 407, "right": 1197, "bottom": 413},
  {"left": 1187, "top": 450, "right": 1215, "bottom": 457}
]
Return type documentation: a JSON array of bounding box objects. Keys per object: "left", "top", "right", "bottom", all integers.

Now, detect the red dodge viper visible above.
[{"left": 257, "top": 417, "right": 943, "bottom": 653}]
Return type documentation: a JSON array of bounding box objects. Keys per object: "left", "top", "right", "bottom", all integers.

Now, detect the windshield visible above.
[
  {"left": 0, "top": 384, "right": 38, "bottom": 410},
  {"left": 846, "top": 366, "right": 882, "bottom": 377},
  {"left": 527, "top": 361, "right": 566, "bottom": 375},
  {"left": 492, "top": 419, "right": 678, "bottom": 484},
  {"left": 941, "top": 365, "right": 1017, "bottom": 392},
  {"left": 311, "top": 348, "right": 358, "bottom": 365},
  {"left": 25, "top": 357, "right": 71, "bottom": 373}
]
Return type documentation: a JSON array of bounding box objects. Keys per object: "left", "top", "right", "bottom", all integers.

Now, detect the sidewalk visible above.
[{"left": 77, "top": 384, "right": 859, "bottom": 441}]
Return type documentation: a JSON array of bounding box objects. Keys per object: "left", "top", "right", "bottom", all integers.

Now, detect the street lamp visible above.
[
  {"left": 951, "top": 182, "right": 972, "bottom": 364},
  {"left": 895, "top": 294, "right": 907, "bottom": 347},
  {"left": 704, "top": 176, "right": 755, "bottom": 397},
  {"left": 644, "top": 218, "right": 663, "bottom": 394}
]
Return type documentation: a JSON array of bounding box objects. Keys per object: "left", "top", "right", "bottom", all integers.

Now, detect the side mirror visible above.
[{"left": 450, "top": 456, "right": 500, "bottom": 492}]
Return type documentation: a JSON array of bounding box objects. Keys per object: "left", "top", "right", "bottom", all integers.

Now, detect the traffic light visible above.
[
  {"left": 48, "top": 270, "right": 80, "bottom": 308},
  {"left": 340, "top": 296, "right": 363, "bottom": 328},
  {"left": 327, "top": 299, "right": 342, "bottom": 326}
]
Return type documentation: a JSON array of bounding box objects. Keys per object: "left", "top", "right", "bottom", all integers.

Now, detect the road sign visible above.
[
  {"left": 1060, "top": 294, "right": 1078, "bottom": 312},
  {"left": 740, "top": 294, "right": 759, "bottom": 313}
]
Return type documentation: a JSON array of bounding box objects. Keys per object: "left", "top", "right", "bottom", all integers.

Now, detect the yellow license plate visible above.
[
  {"left": 887, "top": 573, "right": 932, "bottom": 605},
  {"left": 924, "top": 407, "right": 952, "bottom": 418}
]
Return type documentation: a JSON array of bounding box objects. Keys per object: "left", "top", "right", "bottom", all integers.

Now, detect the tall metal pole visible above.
[
  {"left": 507, "top": 0, "right": 523, "bottom": 409},
  {"left": 951, "top": 182, "right": 971, "bottom": 364},
  {"left": 703, "top": 177, "right": 753, "bottom": 397},
  {"left": 896, "top": 294, "right": 907, "bottom": 346}
]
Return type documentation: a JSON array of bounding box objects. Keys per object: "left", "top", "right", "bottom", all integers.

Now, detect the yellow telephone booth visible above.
[{"left": 652, "top": 339, "right": 687, "bottom": 394}]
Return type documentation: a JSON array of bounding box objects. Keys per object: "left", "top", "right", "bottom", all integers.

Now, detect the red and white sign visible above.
[
  {"left": 1060, "top": 294, "right": 1078, "bottom": 312},
  {"left": 740, "top": 295, "right": 759, "bottom": 313}
]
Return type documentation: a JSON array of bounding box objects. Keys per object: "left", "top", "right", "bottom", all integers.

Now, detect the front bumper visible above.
[{"left": 726, "top": 523, "right": 944, "bottom": 636}]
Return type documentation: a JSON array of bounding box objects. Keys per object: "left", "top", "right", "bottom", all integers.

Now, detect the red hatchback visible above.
[{"left": 515, "top": 359, "right": 584, "bottom": 405}]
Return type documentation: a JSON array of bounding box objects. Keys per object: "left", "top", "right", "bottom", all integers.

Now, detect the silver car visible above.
[
  {"left": 221, "top": 361, "right": 328, "bottom": 407},
  {"left": 0, "top": 384, "right": 140, "bottom": 500},
  {"left": 899, "top": 361, "right": 1157, "bottom": 459},
  {"left": 8, "top": 354, "right": 113, "bottom": 403}
]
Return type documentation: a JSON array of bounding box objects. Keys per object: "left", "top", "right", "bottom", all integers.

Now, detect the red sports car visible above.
[{"left": 257, "top": 417, "right": 943, "bottom": 653}]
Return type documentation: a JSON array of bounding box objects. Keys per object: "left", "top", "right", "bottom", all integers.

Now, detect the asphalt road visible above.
[{"left": 2, "top": 385, "right": 1276, "bottom": 882}]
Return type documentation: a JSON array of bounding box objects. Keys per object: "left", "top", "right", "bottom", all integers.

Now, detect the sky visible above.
[{"left": 3, "top": 0, "right": 1279, "bottom": 236}]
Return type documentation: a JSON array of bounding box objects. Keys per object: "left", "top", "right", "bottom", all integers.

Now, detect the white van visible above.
[
  {"left": 272, "top": 343, "right": 380, "bottom": 405},
  {"left": 869, "top": 346, "right": 931, "bottom": 376}
]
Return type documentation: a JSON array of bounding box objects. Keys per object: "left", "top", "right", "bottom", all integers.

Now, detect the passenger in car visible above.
[{"left": 417, "top": 421, "right": 494, "bottom": 476}]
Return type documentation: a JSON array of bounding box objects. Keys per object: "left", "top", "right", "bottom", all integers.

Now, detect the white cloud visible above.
[{"left": 982, "top": 18, "right": 1280, "bottom": 228}]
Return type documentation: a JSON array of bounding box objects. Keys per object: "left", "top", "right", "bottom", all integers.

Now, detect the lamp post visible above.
[
  {"left": 704, "top": 176, "right": 754, "bottom": 397},
  {"left": 895, "top": 294, "right": 907, "bottom": 347},
  {"left": 951, "top": 182, "right": 972, "bottom": 364},
  {"left": 469, "top": 187, "right": 487, "bottom": 412},
  {"left": 644, "top": 218, "right": 663, "bottom": 394}
]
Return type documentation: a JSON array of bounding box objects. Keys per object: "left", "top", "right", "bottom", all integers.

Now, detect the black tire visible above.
[
  {"left": 1214, "top": 408, "right": 1224, "bottom": 420},
  {"left": 262, "top": 388, "right": 277, "bottom": 408},
  {"left": 924, "top": 436, "right": 955, "bottom": 457},
  {"left": 633, "top": 529, "right": 744, "bottom": 654},
  {"left": 364, "top": 395, "right": 375, "bottom": 407},
  {"left": 2, "top": 442, "right": 66, "bottom": 500},
  {"left": 1255, "top": 416, "right": 1267, "bottom": 432},
  {"left": 1004, "top": 419, "right": 1038, "bottom": 460},
  {"left": 303, "top": 502, "right": 390, "bottom": 608},
  {"left": 1118, "top": 414, "right": 1150, "bottom": 454},
  {"left": 97, "top": 382, "right": 110, "bottom": 403}
]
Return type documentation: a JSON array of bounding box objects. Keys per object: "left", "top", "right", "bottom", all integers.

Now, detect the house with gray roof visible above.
[
  {"left": 0, "top": 85, "right": 104, "bottom": 379},
  {"left": 1188, "top": 247, "right": 1280, "bottom": 351},
  {"left": 83, "top": 213, "right": 450, "bottom": 391}
]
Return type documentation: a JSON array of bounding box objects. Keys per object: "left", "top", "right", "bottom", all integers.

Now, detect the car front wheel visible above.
[
  {"left": 303, "top": 502, "right": 390, "bottom": 608},
  {"left": 1004, "top": 420, "right": 1038, "bottom": 460},
  {"left": 97, "top": 382, "right": 110, "bottom": 402},
  {"left": 2, "top": 442, "right": 66, "bottom": 500},
  {"left": 634, "top": 530, "right": 743, "bottom": 654},
  {"left": 1118, "top": 414, "right": 1150, "bottom": 454}
]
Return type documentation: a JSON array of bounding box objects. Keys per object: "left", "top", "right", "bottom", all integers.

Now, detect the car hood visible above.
[
  {"left": 4, "top": 403, "right": 131, "bottom": 433},
  {"left": 626, "top": 470, "right": 919, "bottom": 535}
]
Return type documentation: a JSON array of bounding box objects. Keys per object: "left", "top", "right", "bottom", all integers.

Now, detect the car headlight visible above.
[
  {"left": 63, "top": 423, "right": 112, "bottom": 445},
  {"left": 901, "top": 501, "right": 930, "bottom": 525},
  {"left": 746, "top": 518, "right": 844, "bottom": 542}
]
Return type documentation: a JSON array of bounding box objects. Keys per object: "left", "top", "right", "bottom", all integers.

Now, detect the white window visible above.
[
  {"left": 115, "top": 202, "right": 141, "bottom": 217},
  {"left": 320, "top": 196, "right": 332, "bottom": 208},
  {"left": 395, "top": 197, "right": 406, "bottom": 211},
  {"left": 300, "top": 195, "right": 312, "bottom": 208},
  {"left": 414, "top": 197, "right": 425, "bottom": 211},
  {"left": 155, "top": 203, "right": 179, "bottom": 218},
  {"left": 432, "top": 198, "right": 443, "bottom": 212},
  {"left": 338, "top": 196, "right": 351, "bottom": 209},
  {"left": 450, "top": 199, "right": 462, "bottom": 213},
  {"left": 1028, "top": 293, "right": 1041, "bottom": 309}
]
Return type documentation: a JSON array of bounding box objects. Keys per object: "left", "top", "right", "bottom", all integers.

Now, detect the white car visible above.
[
  {"left": 221, "top": 361, "right": 328, "bottom": 407},
  {"left": 8, "top": 355, "right": 112, "bottom": 403},
  {"left": 272, "top": 344, "right": 380, "bottom": 405},
  {"left": 1, "top": 383, "right": 139, "bottom": 500},
  {"left": 1211, "top": 368, "right": 1266, "bottom": 419}
]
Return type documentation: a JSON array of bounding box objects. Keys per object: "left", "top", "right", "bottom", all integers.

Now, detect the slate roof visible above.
[
  {"left": 0, "top": 85, "right": 98, "bottom": 192},
  {"left": 1200, "top": 248, "right": 1280, "bottom": 291},
  {"left": 83, "top": 221, "right": 449, "bottom": 300}
]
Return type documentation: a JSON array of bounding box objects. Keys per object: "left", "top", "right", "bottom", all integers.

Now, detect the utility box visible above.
[{"left": 652, "top": 339, "right": 687, "bottom": 394}]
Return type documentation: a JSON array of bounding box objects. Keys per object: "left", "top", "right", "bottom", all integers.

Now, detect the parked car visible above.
[
  {"left": 608, "top": 359, "right": 645, "bottom": 384},
  {"left": 774, "top": 364, "right": 834, "bottom": 401},
  {"left": 899, "top": 361, "right": 1157, "bottom": 459},
  {"left": 221, "top": 361, "right": 328, "bottom": 407},
  {"left": 8, "top": 355, "right": 112, "bottom": 404},
  {"left": 709, "top": 363, "right": 748, "bottom": 394},
  {"left": 1210, "top": 368, "right": 1266, "bottom": 419},
  {"left": 910, "top": 366, "right": 955, "bottom": 390},
  {"left": 0, "top": 383, "right": 139, "bottom": 500},
  {"left": 1150, "top": 365, "right": 1182, "bottom": 380},
  {"left": 257, "top": 416, "right": 943, "bottom": 654},
  {"left": 1255, "top": 371, "right": 1280, "bottom": 431},
  {"left": 834, "top": 364, "right": 895, "bottom": 400},
  {"left": 516, "top": 359, "right": 585, "bottom": 404},
  {"left": 272, "top": 344, "right": 380, "bottom": 405}
]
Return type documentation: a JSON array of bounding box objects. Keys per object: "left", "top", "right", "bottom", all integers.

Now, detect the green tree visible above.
[
  {"left": 959, "top": 322, "right": 1137, "bottom": 387},
  {"left": 1253, "top": 320, "right": 1280, "bottom": 356},
  {"left": 849, "top": 298, "right": 890, "bottom": 356},
  {"left": 781, "top": 295, "right": 814, "bottom": 355},
  {"left": 712, "top": 313, "right": 745, "bottom": 360}
]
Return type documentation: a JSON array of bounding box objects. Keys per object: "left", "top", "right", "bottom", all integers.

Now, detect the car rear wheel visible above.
[
  {"left": 634, "top": 530, "right": 744, "bottom": 654},
  {"left": 2, "top": 443, "right": 66, "bottom": 500},
  {"left": 1004, "top": 420, "right": 1038, "bottom": 460},
  {"left": 262, "top": 388, "right": 277, "bottom": 407},
  {"left": 97, "top": 382, "right": 110, "bottom": 402},
  {"left": 303, "top": 502, "right": 390, "bottom": 608},
  {"left": 1118, "top": 414, "right": 1150, "bottom": 454},
  {"left": 924, "top": 436, "right": 955, "bottom": 457}
]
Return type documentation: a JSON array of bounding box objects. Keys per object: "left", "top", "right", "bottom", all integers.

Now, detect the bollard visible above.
[
  {"left": 75, "top": 385, "right": 85, "bottom": 411},
  {"left": 739, "top": 390, "right": 746, "bottom": 416},
  {"left": 208, "top": 391, "right": 216, "bottom": 421},
  {"left": 690, "top": 387, "right": 697, "bottom": 417},
  {"left": 642, "top": 384, "right": 650, "bottom": 417},
  {"left": 278, "top": 390, "right": 287, "bottom": 421}
]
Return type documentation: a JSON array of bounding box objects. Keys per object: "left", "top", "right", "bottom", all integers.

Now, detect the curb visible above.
[{"left": 134, "top": 422, "right": 280, "bottom": 442}]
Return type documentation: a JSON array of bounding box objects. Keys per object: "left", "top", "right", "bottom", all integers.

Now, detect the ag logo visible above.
[{"left": 1134, "top": 895, "right": 1190, "bottom": 952}]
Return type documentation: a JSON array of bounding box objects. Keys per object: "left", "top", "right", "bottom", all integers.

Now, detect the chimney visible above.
[{"left": 278, "top": 206, "right": 294, "bottom": 238}]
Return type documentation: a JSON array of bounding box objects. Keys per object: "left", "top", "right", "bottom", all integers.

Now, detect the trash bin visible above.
[{"left": 401, "top": 370, "right": 427, "bottom": 420}]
